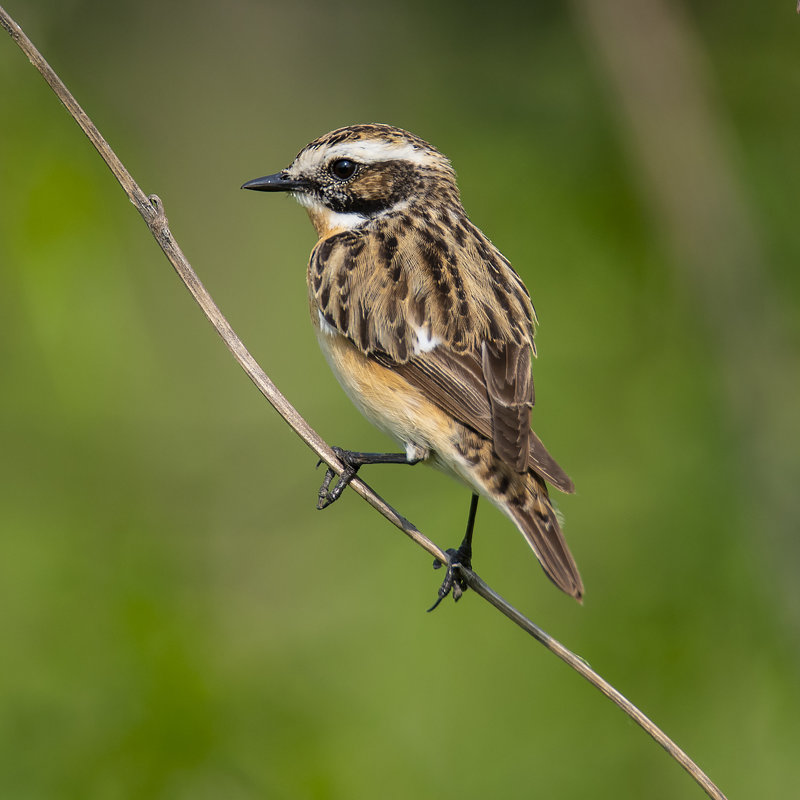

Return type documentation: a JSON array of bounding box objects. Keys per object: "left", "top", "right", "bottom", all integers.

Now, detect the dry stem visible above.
[{"left": 1, "top": 7, "right": 726, "bottom": 799}]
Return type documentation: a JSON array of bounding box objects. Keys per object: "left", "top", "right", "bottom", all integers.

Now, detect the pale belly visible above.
[
  {"left": 313, "top": 319, "right": 537, "bottom": 535},
  {"left": 315, "top": 324, "right": 451, "bottom": 465}
]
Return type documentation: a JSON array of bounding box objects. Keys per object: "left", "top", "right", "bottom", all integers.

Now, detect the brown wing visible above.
[
  {"left": 482, "top": 339, "right": 532, "bottom": 472},
  {"left": 309, "top": 216, "right": 574, "bottom": 493},
  {"left": 377, "top": 347, "right": 575, "bottom": 493}
]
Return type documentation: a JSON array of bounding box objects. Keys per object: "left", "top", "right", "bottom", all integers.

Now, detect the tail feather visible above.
[
  {"left": 508, "top": 474, "right": 584, "bottom": 601},
  {"left": 444, "top": 425, "right": 583, "bottom": 600}
]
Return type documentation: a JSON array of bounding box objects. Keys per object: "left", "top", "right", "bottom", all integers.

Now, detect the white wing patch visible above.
[{"left": 412, "top": 325, "right": 442, "bottom": 355}]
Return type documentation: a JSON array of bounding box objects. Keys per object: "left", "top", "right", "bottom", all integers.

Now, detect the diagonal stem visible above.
[
  {"left": 464, "top": 571, "right": 725, "bottom": 800},
  {"left": 0, "top": 7, "right": 727, "bottom": 799},
  {"left": 0, "top": 5, "right": 445, "bottom": 566}
]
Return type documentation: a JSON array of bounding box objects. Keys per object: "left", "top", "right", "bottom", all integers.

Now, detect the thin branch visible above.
[
  {"left": 1, "top": 7, "right": 726, "bottom": 800},
  {"left": 0, "top": 6, "right": 442, "bottom": 566}
]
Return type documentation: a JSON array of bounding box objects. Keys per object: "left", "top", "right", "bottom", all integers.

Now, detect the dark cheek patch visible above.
[{"left": 334, "top": 161, "right": 417, "bottom": 216}]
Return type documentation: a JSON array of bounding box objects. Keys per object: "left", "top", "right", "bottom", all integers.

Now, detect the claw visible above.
[
  {"left": 317, "top": 450, "right": 360, "bottom": 510},
  {"left": 427, "top": 546, "right": 470, "bottom": 611},
  {"left": 315, "top": 447, "right": 415, "bottom": 510}
]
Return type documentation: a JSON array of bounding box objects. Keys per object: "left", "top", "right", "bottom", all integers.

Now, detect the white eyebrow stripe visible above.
[
  {"left": 291, "top": 138, "right": 442, "bottom": 176},
  {"left": 323, "top": 140, "right": 434, "bottom": 165}
]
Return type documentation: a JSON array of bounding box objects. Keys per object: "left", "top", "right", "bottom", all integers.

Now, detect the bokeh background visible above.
[{"left": 2, "top": 1, "right": 799, "bottom": 797}]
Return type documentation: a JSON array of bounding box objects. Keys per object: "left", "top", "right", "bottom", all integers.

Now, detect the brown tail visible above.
[{"left": 507, "top": 474, "right": 584, "bottom": 602}]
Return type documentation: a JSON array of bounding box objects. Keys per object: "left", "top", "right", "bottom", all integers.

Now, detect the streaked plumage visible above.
[{"left": 244, "top": 123, "right": 583, "bottom": 601}]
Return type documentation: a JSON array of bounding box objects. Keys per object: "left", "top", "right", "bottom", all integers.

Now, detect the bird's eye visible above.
[{"left": 330, "top": 158, "right": 357, "bottom": 181}]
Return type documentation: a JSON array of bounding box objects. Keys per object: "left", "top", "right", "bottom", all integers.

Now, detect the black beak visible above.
[{"left": 241, "top": 171, "right": 309, "bottom": 192}]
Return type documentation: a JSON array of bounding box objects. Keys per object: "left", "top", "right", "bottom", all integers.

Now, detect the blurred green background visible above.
[{"left": 2, "top": 1, "right": 799, "bottom": 797}]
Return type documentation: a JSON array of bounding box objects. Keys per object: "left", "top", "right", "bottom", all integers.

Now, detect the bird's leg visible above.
[
  {"left": 429, "top": 493, "right": 479, "bottom": 611},
  {"left": 316, "top": 446, "right": 421, "bottom": 510}
]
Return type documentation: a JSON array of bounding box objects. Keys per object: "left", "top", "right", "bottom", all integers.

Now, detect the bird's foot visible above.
[
  {"left": 316, "top": 447, "right": 361, "bottom": 510},
  {"left": 316, "top": 448, "right": 418, "bottom": 509},
  {"left": 428, "top": 538, "right": 473, "bottom": 611}
]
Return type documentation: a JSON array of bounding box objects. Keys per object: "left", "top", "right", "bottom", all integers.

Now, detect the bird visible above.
[{"left": 243, "top": 123, "right": 583, "bottom": 605}]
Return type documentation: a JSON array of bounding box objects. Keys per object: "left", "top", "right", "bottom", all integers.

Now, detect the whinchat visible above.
[{"left": 244, "top": 124, "right": 583, "bottom": 604}]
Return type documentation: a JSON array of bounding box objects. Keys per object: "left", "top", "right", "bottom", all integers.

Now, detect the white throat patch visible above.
[{"left": 293, "top": 192, "right": 367, "bottom": 231}]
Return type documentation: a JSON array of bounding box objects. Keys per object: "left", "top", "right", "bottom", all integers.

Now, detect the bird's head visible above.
[{"left": 243, "top": 124, "right": 459, "bottom": 235}]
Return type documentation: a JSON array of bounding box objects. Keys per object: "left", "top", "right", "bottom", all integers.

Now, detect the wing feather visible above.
[
  {"left": 379, "top": 348, "right": 574, "bottom": 493},
  {"left": 482, "top": 340, "right": 532, "bottom": 472},
  {"left": 308, "top": 215, "right": 574, "bottom": 493}
]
